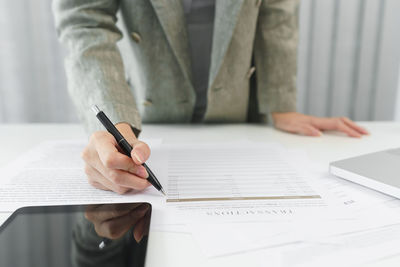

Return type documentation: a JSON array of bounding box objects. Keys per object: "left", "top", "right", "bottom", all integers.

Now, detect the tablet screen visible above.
[{"left": 0, "top": 203, "right": 151, "bottom": 267}]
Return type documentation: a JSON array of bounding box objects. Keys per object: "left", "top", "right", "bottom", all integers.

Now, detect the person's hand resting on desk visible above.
[
  {"left": 81, "top": 123, "right": 151, "bottom": 194},
  {"left": 272, "top": 112, "right": 369, "bottom": 138}
]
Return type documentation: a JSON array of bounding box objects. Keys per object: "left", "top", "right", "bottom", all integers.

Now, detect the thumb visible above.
[
  {"left": 131, "top": 141, "right": 151, "bottom": 165},
  {"left": 114, "top": 123, "right": 151, "bottom": 165}
]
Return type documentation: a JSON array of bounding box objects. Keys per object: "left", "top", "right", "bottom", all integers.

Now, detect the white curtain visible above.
[
  {"left": 0, "top": 0, "right": 77, "bottom": 123},
  {"left": 297, "top": 0, "right": 400, "bottom": 120}
]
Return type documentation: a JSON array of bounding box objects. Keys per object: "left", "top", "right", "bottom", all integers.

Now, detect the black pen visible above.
[{"left": 92, "top": 105, "right": 166, "bottom": 196}]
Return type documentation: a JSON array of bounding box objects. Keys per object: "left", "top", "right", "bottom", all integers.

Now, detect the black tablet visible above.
[{"left": 0, "top": 203, "right": 152, "bottom": 267}]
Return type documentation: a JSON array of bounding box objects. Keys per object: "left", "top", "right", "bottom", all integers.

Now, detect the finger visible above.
[
  {"left": 311, "top": 117, "right": 360, "bottom": 137},
  {"left": 106, "top": 169, "right": 151, "bottom": 191},
  {"left": 92, "top": 132, "right": 119, "bottom": 168},
  {"left": 84, "top": 166, "right": 110, "bottom": 192},
  {"left": 100, "top": 150, "right": 148, "bottom": 178},
  {"left": 131, "top": 141, "right": 151, "bottom": 165},
  {"left": 341, "top": 117, "right": 369, "bottom": 135},
  {"left": 101, "top": 151, "right": 147, "bottom": 177},
  {"left": 90, "top": 181, "right": 109, "bottom": 191},
  {"left": 97, "top": 204, "right": 149, "bottom": 239},
  {"left": 133, "top": 204, "right": 151, "bottom": 242},
  {"left": 133, "top": 216, "right": 146, "bottom": 243},
  {"left": 85, "top": 164, "right": 131, "bottom": 194},
  {"left": 310, "top": 117, "right": 338, "bottom": 131},
  {"left": 94, "top": 133, "right": 148, "bottom": 178},
  {"left": 84, "top": 205, "right": 107, "bottom": 222},
  {"left": 311, "top": 117, "right": 365, "bottom": 137},
  {"left": 87, "top": 149, "right": 150, "bottom": 191},
  {"left": 85, "top": 204, "right": 102, "bottom": 213},
  {"left": 297, "top": 124, "right": 322, "bottom": 137},
  {"left": 93, "top": 133, "right": 146, "bottom": 174},
  {"left": 336, "top": 121, "right": 362, "bottom": 138},
  {"left": 86, "top": 203, "right": 142, "bottom": 222}
]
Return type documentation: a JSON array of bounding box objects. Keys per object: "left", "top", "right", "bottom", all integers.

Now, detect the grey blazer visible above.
[{"left": 53, "top": 0, "right": 299, "bottom": 134}]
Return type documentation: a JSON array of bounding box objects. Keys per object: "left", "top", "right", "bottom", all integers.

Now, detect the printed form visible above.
[
  {"left": 147, "top": 143, "right": 337, "bottom": 224},
  {"left": 165, "top": 144, "right": 320, "bottom": 202}
]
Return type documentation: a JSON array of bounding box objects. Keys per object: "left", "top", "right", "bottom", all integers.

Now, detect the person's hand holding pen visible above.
[{"left": 82, "top": 122, "right": 151, "bottom": 194}]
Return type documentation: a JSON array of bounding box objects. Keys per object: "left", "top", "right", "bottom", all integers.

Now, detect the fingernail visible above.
[
  {"left": 314, "top": 130, "right": 323, "bottom": 136},
  {"left": 137, "top": 166, "right": 149, "bottom": 178},
  {"left": 132, "top": 151, "right": 143, "bottom": 164}
]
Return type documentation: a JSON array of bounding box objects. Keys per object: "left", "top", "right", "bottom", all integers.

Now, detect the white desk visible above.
[{"left": 1, "top": 122, "right": 400, "bottom": 266}]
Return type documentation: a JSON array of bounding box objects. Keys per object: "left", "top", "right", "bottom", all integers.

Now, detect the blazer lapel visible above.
[
  {"left": 150, "top": 0, "right": 192, "bottom": 83},
  {"left": 209, "top": 0, "right": 245, "bottom": 87}
]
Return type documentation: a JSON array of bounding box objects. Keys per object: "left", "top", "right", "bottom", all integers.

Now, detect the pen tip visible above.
[{"left": 160, "top": 189, "right": 166, "bottom": 196}]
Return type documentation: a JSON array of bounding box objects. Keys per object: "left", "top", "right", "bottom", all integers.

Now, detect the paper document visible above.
[
  {"left": 164, "top": 144, "right": 320, "bottom": 202},
  {"left": 281, "top": 223, "right": 400, "bottom": 267},
  {"left": 145, "top": 143, "right": 335, "bottom": 224},
  {"left": 187, "top": 166, "right": 400, "bottom": 257},
  {"left": 0, "top": 140, "right": 165, "bottom": 212}
]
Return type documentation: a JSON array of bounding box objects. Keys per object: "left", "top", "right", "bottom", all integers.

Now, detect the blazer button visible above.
[
  {"left": 246, "top": 66, "right": 256, "bottom": 79},
  {"left": 131, "top": 32, "right": 142, "bottom": 43},
  {"left": 143, "top": 99, "right": 152, "bottom": 106}
]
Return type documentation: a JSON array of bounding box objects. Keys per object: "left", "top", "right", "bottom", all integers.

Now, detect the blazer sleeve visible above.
[
  {"left": 52, "top": 0, "right": 142, "bottom": 136},
  {"left": 254, "top": 0, "right": 299, "bottom": 115}
]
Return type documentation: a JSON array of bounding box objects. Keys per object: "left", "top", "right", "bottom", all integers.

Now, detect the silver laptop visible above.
[{"left": 330, "top": 148, "right": 400, "bottom": 199}]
